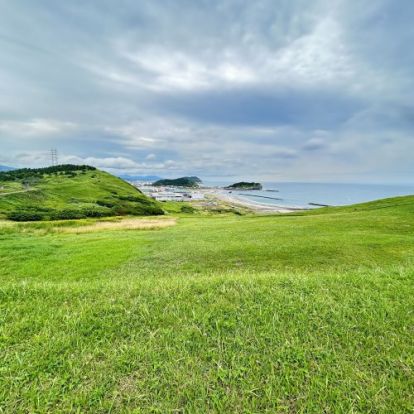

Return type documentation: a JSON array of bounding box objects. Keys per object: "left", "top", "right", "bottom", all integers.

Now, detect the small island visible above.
[
  {"left": 153, "top": 176, "right": 202, "bottom": 188},
  {"left": 225, "top": 181, "right": 263, "bottom": 190}
]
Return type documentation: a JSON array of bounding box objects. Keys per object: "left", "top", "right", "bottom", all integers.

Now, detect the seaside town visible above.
[
  {"left": 138, "top": 184, "right": 205, "bottom": 202},
  {"left": 126, "top": 177, "right": 301, "bottom": 213}
]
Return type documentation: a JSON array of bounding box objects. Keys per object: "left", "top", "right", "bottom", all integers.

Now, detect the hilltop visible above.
[
  {"left": 0, "top": 164, "right": 163, "bottom": 220},
  {"left": 225, "top": 181, "right": 262, "bottom": 190},
  {"left": 153, "top": 176, "right": 202, "bottom": 187}
]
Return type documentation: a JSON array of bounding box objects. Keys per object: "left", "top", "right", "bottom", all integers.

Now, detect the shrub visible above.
[
  {"left": 7, "top": 211, "right": 45, "bottom": 221},
  {"left": 96, "top": 199, "right": 116, "bottom": 208},
  {"left": 117, "top": 195, "right": 145, "bottom": 202},
  {"left": 142, "top": 206, "right": 164, "bottom": 216},
  {"left": 51, "top": 210, "right": 86, "bottom": 220},
  {"left": 111, "top": 205, "right": 164, "bottom": 217},
  {"left": 81, "top": 208, "right": 108, "bottom": 218},
  {"left": 181, "top": 205, "right": 195, "bottom": 213}
]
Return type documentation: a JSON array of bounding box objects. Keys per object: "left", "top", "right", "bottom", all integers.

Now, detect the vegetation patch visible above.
[
  {"left": 153, "top": 176, "right": 202, "bottom": 187},
  {"left": 60, "top": 217, "right": 177, "bottom": 233},
  {"left": 0, "top": 164, "right": 95, "bottom": 181},
  {"left": 225, "top": 181, "right": 263, "bottom": 190},
  {"left": 0, "top": 165, "right": 164, "bottom": 220},
  {"left": 1, "top": 195, "right": 413, "bottom": 412}
]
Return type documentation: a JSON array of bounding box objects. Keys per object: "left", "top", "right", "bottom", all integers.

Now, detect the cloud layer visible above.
[{"left": 0, "top": 0, "right": 413, "bottom": 183}]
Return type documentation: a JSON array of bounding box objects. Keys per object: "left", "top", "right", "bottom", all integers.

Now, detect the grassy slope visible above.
[
  {"left": 1, "top": 196, "right": 414, "bottom": 412},
  {"left": 302, "top": 194, "right": 414, "bottom": 216},
  {"left": 0, "top": 169, "right": 162, "bottom": 218}
]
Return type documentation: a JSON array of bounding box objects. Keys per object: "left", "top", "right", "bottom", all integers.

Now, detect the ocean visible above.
[{"left": 204, "top": 181, "right": 414, "bottom": 209}]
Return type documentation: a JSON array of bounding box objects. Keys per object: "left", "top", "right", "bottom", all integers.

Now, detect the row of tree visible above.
[{"left": 0, "top": 164, "right": 96, "bottom": 181}]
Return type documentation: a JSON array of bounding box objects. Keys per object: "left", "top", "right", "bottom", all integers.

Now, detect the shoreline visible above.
[{"left": 206, "top": 190, "right": 306, "bottom": 213}]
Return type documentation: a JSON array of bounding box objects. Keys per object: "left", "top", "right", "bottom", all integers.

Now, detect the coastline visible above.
[{"left": 206, "top": 189, "right": 306, "bottom": 213}]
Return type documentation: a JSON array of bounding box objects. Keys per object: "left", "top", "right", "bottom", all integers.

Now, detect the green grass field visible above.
[
  {"left": 0, "top": 166, "right": 163, "bottom": 220},
  {"left": 1, "top": 196, "right": 414, "bottom": 412}
]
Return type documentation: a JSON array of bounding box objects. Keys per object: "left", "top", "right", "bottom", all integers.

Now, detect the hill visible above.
[
  {"left": 0, "top": 164, "right": 163, "bottom": 220},
  {"left": 153, "top": 176, "right": 202, "bottom": 187},
  {"left": 1, "top": 195, "right": 413, "bottom": 412},
  {"left": 225, "top": 181, "right": 262, "bottom": 190},
  {"left": 301, "top": 193, "right": 414, "bottom": 216},
  {"left": 0, "top": 164, "right": 14, "bottom": 172}
]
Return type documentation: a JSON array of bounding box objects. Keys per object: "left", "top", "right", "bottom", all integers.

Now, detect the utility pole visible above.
[{"left": 50, "top": 148, "right": 58, "bottom": 166}]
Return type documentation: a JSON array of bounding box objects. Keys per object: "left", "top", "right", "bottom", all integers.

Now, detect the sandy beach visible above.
[{"left": 205, "top": 189, "right": 306, "bottom": 213}]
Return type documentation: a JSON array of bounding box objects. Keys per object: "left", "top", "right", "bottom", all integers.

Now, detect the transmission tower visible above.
[{"left": 50, "top": 148, "right": 58, "bottom": 166}]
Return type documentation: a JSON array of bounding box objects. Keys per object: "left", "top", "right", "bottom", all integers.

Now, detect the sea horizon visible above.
[{"left": 203, "top": 180, "right": 414, "bottom": 208}]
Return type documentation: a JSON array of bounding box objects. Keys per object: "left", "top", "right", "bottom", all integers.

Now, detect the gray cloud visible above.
[
  {"left": 0, "top": 0, "right": 413, "bottom": 183},
  {"left": 302, "top": 138, "right": 327, "bottom": 152}
]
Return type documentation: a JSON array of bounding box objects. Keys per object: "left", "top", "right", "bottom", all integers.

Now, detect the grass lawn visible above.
[{"left": 1, "top": 196, "right": 414, "bottom": 412}]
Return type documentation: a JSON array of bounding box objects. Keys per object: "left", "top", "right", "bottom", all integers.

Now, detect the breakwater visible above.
[{"left": 240, "top": 193, "right": 283, "bottom": 201}]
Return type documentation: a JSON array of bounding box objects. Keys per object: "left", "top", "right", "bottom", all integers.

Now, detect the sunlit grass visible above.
[
  {"left": 1, "top": 196, "right": 414, "bottom": 412},
  {"left": 59, "top": 217, "right": 176, "bottom": 233}
]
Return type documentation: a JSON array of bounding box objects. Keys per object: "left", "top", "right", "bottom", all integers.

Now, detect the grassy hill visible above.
[
  {"left": 0, "top": 165, "right": 163, "bottom": 220},
  {"left": 1, "top": 195, "right": 413, "bottom": 412},
  {"left": 153, "top": 176, "right": 202, "bottom": 187},
  {"left": 225, "top": 181, "right": 262, "bottom": 190},
  {"left": 302, "top": 193, "right": 414, "bottom": 216}
]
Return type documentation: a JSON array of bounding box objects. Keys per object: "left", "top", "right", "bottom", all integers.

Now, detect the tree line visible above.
[{"left": 0, "top": 164, "right": 96, "bottom": 181}]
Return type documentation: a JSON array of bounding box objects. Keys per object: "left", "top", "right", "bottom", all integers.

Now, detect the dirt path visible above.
[{"left": 0, "top": 188, "right": 35, "bottom": 197}]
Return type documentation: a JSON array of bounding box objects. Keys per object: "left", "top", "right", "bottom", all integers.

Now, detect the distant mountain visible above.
[
  {"left": 0, "top": 165, "right": 14, "bottom": 172},
  {"left": 225, "top": 182, "right": 262, "bottom": 190},
  {"left": 153, "top": 176, "right": 202, "bottom": 188},
  {"left": 118, "top": 174, "right": 162, "bottom": 182}
]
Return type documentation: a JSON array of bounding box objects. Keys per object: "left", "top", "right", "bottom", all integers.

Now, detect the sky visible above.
[{"left": 0, "top": 0, "right": 413, "bottom": 183}]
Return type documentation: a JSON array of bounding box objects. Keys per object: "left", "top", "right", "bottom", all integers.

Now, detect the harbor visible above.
[{"left": 132, "top": 183, "right": 205, "bottom": 202}]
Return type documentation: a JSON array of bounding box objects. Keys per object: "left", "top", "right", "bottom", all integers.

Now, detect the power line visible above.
[{"left": 50, "top": 148, "right": 58, "bottom": 166}]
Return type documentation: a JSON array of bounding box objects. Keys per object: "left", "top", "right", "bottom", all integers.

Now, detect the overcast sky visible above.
[{"left": 0, "top": 0, "right": 413, "bottom": 183}]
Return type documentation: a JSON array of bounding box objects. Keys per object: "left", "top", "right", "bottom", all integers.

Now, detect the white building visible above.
[
  {"left": 189, "top": 192, "right": 204, "bottom": 200},
  {"left": 146, "top": 188, "right": 205, "bottom": 202},
  {"left": 151, "top": 192, "right": 185, "bottom": 202}
]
